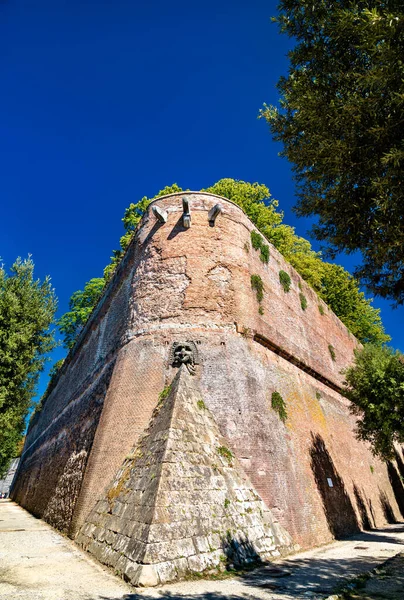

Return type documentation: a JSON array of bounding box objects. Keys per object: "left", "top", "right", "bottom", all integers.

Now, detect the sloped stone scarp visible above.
[{"left": 76, "top": 366, "right": 293, "bottom": 586}]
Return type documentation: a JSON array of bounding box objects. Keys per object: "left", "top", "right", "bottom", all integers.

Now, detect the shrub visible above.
[
  {"left": 251, "top": 274, "right": 264, "bottom": 303},
  {"left": 271, "top": 391, "right": 287, "bottom": 422},
  {"left": 251, "top": 230, "right": 262, "bottom": 250},
  {"left": 279, "top": 270, "right": 291, "bottom": 293},
  {"left": 328, "top": 344, "right": 336, "bottom": 361},
  {"left": 250, "top": 230, "right": 270, "bottom": 263},
  {"left": 299, "top": 292, "right": 308, "bottom": 310}
]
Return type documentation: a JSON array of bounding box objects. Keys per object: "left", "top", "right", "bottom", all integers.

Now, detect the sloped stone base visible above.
[{"left": 76, "top": 367, "right": 294, "bottom": 586}]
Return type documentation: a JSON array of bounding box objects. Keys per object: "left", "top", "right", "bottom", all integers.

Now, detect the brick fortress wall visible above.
[{"left": 12, "top": 192, "right": 404, "bottom": 548}]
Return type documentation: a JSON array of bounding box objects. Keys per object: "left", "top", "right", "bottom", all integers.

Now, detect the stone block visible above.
[
  {"left": 136, "top": 564, "right": 159, "bottom": 587},
  {"left": 155, "top": 560, "right": 178, "bottom": 584}
]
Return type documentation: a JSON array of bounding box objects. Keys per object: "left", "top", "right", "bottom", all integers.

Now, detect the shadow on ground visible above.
[{"left": 94, "top": 525, "right": 404, "bottom": 600}]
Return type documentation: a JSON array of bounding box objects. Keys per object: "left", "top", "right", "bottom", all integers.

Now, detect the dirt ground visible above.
[
  {"left": 1, "top": 500, "right": 404, "bottom": 600},
  {"left": 330, "top": 552, "right": 404, "bottom": 600}
]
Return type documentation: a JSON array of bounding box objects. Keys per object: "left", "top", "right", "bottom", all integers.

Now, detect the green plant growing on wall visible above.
[
  {"left": 316, "top": 391, "right": 321, "bottom": 400},
  {"left": 61, "top": 178, "right": 390, "bottom": 349},
  {"left": 299, "top": 292, "right": 308, "bottom": 311},
  {"left": 243, "top": 241, "right": 250, "bottom": 254},
  {"left": 158, "top": 384, "right": 172, "bottom": 404},
  {"left": 197, "top": 399, "right": 206, "bottom": 410},
  {"left": 217, "top": 446, "right": 234, "bottom": 465},
  {"left": 271, "top": 391, "right": 288, "bottom": 422},
  {"left": 251, "top": 274, "right": 264, "bottom": 303},
  {"left": 318, "top": 304, "right": 325, "bottom": 315},
  {"left": 370, "top": 465, "right": 374, "bottom": 474},
  {"left": 258, "top": 305, "right": 264, "bottom": 315},
  {"left": 328, "top": 344, "right": 336, "bottom": 362},
  {"left": 251, "top": 230, "right": 262, "bottom": 251},
  {"left": 279, "top": 270, "right": 291, "bottom": 293},
  {"left": 224, "top": 498, "right": 231, "bottom": 509},
  {"left": 250, "top": 231, "right": 270, "bottom": 264}
]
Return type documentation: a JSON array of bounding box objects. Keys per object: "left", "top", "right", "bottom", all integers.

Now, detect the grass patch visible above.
[
  {"left": 250, "top": 231, "right": 270, "bottom": 263},
  {"left": 251, "top": 274, "right": 264, "bottom": 303},
  {"left": 217, "top": 445, "right": 234, "bottom": 466},
  {"left": 279, "top": 270, "right": 291, "bottom": 292},
  {"left": 271, "top": 391, "right": 287, "bottom": 422},
  {"left": 328, "top": 344, "right": 336, "bottom": 361},
  {"left": 299, "top": 292, "right": 308, "bottom": 310},
  {"left": 158, "top": 384, "right": 172, "bottom": 404}
]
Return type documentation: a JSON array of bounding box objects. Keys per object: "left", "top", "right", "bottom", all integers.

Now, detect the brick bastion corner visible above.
[{"left": 11, "top": 192, "right": 404, "bottom": 585}]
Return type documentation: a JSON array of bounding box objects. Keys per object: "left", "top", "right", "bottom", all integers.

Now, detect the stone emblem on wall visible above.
[{"left": 169, "top": 341, "right": 199, "bottom": 375}]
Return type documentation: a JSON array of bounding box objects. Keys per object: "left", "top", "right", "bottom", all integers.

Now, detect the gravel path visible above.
[{"left": 1, "top": 499, "right": 404, "bottom": 600}]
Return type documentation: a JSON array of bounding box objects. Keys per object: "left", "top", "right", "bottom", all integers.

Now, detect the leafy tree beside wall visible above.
[
  {"left": 58, "top": 178, "right": 389, "bottom": 349},
  {"left": 262, "top": 1, "right": 404, "bottom": 305},
  {"left": 58, "top": 278, "right": 105, "bottom": 349},
  {"left": 344, "top": 344, "right": 404, "bottom": 460},
  {"left": 0, "top": 257, "right": 57, "bottom": 476}
]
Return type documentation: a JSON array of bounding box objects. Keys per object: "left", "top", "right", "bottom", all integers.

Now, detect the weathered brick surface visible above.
[
  {"left": 11, "top": 192, "right": 404, "bottom": 574},
  {"left": 78, "top": 367, "right": 294, "bottom": 586}
]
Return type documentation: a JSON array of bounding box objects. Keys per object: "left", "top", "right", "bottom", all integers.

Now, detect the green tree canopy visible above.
[
  {"left": 58, "top": 277, "right": 105, "bottom": 349},
  {"left": 59, "top": 178, "right": 389, "bottom": 349},
  {"left": 0, "top": 257, "right": 57, "bottom": 475},
  {"left": 261, "top": 1, "right": 404, "bottom": 305},
  {"left": 344, "top": 344, "right": 404, "bottom": 459}
]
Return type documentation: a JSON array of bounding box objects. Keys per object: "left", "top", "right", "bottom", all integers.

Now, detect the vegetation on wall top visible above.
[{"left": 58, "top": 178, "right": 389, "bottom": 351}]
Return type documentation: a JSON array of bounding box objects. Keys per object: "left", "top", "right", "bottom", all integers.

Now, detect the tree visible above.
[
  {"left": 58, "top": 278, "right": 105, "bottom": 349},
  {"left": 59, "top": 179, "right": 389, "bottom": 348},
  {"left": 344, "top": 344, "right": 404, "bottom": 459},
  {"left": 0, "top": 257, "right": 57, "bottom": 476},
  {"left": 261, "top": 1, "right": 404, "bottom": 305}
]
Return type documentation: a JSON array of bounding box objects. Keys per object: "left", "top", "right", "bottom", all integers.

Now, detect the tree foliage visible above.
[
  {"left": 58, "top": 278, "right": 105, "bottom": 349},
  {"left": 262, "top": 1, "right": 404, "bottom": 305},
  {"left": 344, "top": 344, "right": 404, "bottom": 459},
  {"left": 0, "top": 257, "right": 57, "bottom": 476},
  {"left": 59, "top": 178, "right": 389, "bottom": 348}
]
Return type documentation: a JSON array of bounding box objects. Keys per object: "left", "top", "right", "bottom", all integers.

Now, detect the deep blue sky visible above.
[{"left": 1, "top": 1, "right": 403, "bottom": 403}]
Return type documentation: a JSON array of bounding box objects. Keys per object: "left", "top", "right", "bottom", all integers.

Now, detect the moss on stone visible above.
[
  {"left": 271, "top": 391, "right": 288, "bottom": 422},
  {"left": 217, "top": 445, "right": 234, "bottom": 465},
  {"left": 158, "top": 384, "right": 172, "bottom": 404}
]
